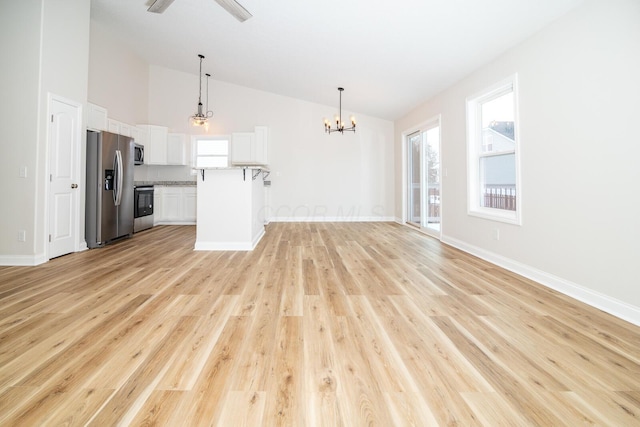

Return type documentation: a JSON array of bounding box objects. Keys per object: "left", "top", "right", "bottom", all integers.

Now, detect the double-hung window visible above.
[
  {"left": 466, "top": 74, "right": 521, "bottom": 224},
  {"left": 192, "top": 135, "right": 230, "bottom": 168}
]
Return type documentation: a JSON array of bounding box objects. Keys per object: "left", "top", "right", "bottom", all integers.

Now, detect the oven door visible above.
[{"left": 134, "top": 186, "right": 154, "bottom": 218}]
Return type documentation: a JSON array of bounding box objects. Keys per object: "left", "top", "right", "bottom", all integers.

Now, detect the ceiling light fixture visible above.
[
  {"left": 190, "top": 54, "right": 213, "bottom": 127},
  {"left": 324, "top": 87, "right": 356, "bottom": 134}
]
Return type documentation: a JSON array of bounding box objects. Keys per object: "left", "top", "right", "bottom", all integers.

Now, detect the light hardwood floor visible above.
[{"left": 0, "top": 223, "right": 639, "bottom": 426}]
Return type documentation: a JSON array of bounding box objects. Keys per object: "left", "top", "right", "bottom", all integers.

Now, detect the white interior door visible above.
[{"left": 49, "top": 95, "right": 81, "bottom": 259}]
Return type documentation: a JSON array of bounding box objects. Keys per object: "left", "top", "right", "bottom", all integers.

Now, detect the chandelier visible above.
[
  {"left": 190, "top": 54, "right": 213, "bottom": 127},
  {"left": 324, "top": 87, "right": 356, "bottom": 134}
]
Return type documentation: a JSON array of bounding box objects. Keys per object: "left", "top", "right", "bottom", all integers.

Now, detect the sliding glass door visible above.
[
  {"left": 406, "top": 120, "right": 441, "bottom": 237},
  {"left": 407, "top": 131, "right": 422, "bottom": 226}
]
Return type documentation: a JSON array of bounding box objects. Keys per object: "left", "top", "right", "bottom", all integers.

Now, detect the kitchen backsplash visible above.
[{"left": 134, "top": 165, "right": 196, "bottom": 183}]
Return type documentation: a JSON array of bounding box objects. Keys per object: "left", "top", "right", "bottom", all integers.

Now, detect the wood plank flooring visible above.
[{"left": 0, "top": 222, "right": 639, "bottom": 426}]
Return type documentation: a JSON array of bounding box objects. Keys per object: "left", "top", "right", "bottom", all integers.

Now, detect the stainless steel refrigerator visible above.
[{"left": 85, "top": 130, "right": 134, "bottom": 248}]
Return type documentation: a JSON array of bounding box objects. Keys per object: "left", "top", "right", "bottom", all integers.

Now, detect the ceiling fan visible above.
[{"left": 147, "top": 0, "right": 252, "bottom": 22}]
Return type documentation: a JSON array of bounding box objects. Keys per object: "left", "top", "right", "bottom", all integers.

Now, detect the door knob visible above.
[{"left": 71, "top": 183, "right": 78, "bottom": 189}]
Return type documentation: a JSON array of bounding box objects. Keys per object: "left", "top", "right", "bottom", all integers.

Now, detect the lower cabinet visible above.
[
  {"left": 183, "top": 187, "right": 197, "bottom": 222},
  {"left": 154, "top": 186, "right": 196, "bottom": 225}
]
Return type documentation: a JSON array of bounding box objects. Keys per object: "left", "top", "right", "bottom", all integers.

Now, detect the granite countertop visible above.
[{"left": 134, "top": 181, "right": 197, "bottom": 186}]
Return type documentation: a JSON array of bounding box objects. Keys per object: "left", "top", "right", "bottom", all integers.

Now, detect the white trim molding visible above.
[
  {"left": 194, "top": 228, "right": 265, "bottom": 251},
  {"left": 441, "top": 234, "right": 640, "bottom": 327},
  {"left": 270, "top": 216, "right": 396, "bottom": 223},
  {"left": 0, "top": 254, "right": 48, "bottom": 266}
]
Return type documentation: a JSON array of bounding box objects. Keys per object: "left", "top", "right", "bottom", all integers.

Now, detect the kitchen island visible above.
[{"left": 194, "top": 167, "right": 266, "bottom": 251}]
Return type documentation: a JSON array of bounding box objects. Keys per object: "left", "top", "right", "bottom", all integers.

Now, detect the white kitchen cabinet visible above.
[
  {"left": 137, "top": 125, "right": 168, "bottom": 165},
  {"left": 87, "top": 103, "right": 107, "bottom": 131},
  {"left": 130, "top": 126, "right": 140, "bottom": 143},
  {"left": 154, "top": 186, "right": 196, "bottom": 225},
  {"left": 153, "top": 187, "right": 162, "bottom": 225},
  {"left": 107, "top": 119, "right": 132, "bottom": 137},
  {"left": 254, "top": 126, "right": 269, "bottom": 165},
  {"left": 107, "top": 119, "right": 119, "bottom": 134},
  {"left": 162, "top": 187, "right": 182, "bottom": 222},
  {"left": 183, "top": 187, "right": 197, "bottom": 222},
  {"left": 120, "top": 123, "right": 132, "bottom": 137},
  {"left": 231, "top": 126, "right": 269, "bottom": 166},
  {"left": 167, "top": 133, "right": 187, "bottom": 165},
  {"left": 231, "top": 132, "right": 254, "bottom": 165}
]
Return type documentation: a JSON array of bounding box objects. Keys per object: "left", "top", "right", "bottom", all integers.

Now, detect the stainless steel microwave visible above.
[{"left": 133, "top": 143, "right": 144, "bottom": 165}]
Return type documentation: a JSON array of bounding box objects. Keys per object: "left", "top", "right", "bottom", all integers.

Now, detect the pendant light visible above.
[
  {"left": 324, "top": 87, "right": 356, "bottom": 134},
  {"left": 190, "top": 54, "right": 213, "bottom": 127}
]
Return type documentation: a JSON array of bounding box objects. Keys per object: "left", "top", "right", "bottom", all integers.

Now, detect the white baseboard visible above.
[
  {"left": 0, "top": 253, "right": 47, "bottom": 266},
  {"left": 194, "top": 228, "right": 265, "bottom": 251},
  {"left": 441, "top": 234, "right": 640, "bottom": 327},
  {"left": 270, "top": 216, "right": 396, "bottom": 223},
  {"left": 155, "top": 221, "right": 196, "bottom": 226}
]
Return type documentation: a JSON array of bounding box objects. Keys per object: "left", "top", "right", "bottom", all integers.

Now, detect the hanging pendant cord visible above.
[
  {"left": 206, "top": 73, "right": 210, "bottom": 114},
  {"left": 198, "top": 54, "right": 204, "bottom": 105},
  {"left": 339, "top": 89, "right": 342, "bottom": 129}
]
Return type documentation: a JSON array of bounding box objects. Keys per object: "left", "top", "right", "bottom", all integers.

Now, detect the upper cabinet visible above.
[
  {"left": 231, "top": 126, "right": 269, "bottom": 166},
  {"left": 167, "top": 133, "right": 187, "bottom": 165},
  {"left": 130, "top": 126, "right": 140, "bottom": 143},
  {"left": 254, "top": 126, "right": 269, "bottom": 166},
  {"left": 231, "top": 132, "right": 254, "bottom": 165},
  {"left": 107, "top": 119, "right": 132, "bottom": 137},
  {"left": 135, "top": 126, "right": 187, "bottom": 166},
  {"left": 87, "top": 103, "right": 135, "bottom": 138},
  {"left": 137, "top": 125, "right": 168, "bottom": 165},
  {"left": 87, "top": 103, "right": 107, "bottom": 131}
]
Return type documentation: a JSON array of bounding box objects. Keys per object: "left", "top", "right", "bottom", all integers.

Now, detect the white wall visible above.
[
  {"left": 88, "top": 20, "right": 149, "bottom": 125},
  {"left": 0, "top": 0, "right": 90, "bottom": 263},
  {"left": 0, "top": 1, "right": 42, "bottom": 261},
  {"left": 395, "top": 0, "right": 640, "bottom": 323},
  {"left": 148, "top": 65, "right": 396, "bottom": 221}
]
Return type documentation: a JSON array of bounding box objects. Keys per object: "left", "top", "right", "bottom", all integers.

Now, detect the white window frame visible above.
[
  {"left": 191, "top": 134, "right": 231, "bottom": 170},
  {"left": 466, "top": 74, "right": 522, "bottom": 225}
]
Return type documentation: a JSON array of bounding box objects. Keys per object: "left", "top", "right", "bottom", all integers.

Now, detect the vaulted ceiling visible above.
[{"left": 91, "top": 0, "right": 583, "bottom": 120}]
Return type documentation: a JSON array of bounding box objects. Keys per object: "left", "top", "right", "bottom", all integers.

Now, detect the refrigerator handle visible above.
[
  {"left": 114, "top": 150, "right": 123, "bottom": 206},
  {"left": 112, "top": 152, "right": 118, "bottom": 205}
]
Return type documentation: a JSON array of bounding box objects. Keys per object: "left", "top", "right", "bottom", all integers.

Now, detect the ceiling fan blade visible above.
[
  {"left": 147, "top": 0, "right": 176, "bottom": 13},
  {"left": 214, "top": 0, "right": 252, "bottom": 22}
]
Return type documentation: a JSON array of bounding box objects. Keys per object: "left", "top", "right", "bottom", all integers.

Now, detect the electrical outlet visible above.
[
  {"left": 493, "top": 228, "right": 500, "bottom": 241},
  {"left": 18, "top": 230, "right": 26, "bottom": 242}
]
